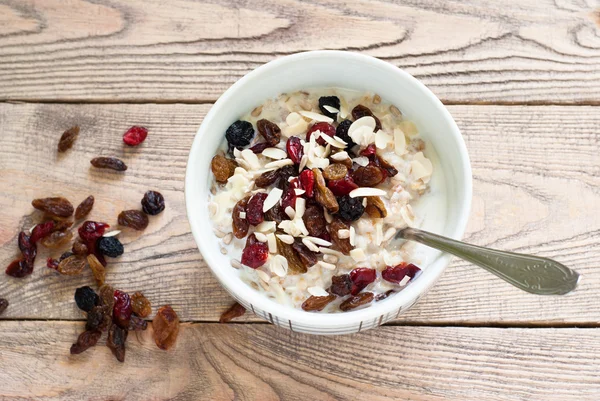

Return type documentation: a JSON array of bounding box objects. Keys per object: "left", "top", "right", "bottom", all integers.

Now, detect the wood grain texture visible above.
[
  {"left": 0, "top": 103, "right": 598, "bottom": 323},
  {"left": 1, "top": 0, "right": 600, "bottom": 103},
  {"left": 0, "top": 321, "right": 599, "bottom": 401}
]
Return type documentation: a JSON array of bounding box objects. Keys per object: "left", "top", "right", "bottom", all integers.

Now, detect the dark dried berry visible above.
[
  {"left": 0, "top": 298, "right": 8, "bottom": 315},
  {"left": 30, "top": 221, "right": 56, "bottom": 243},
  {"left": 122, "top": 126, "right": 148, "bottom": 146},
  {"left": 70, "top": 330, "right": 102, "bottom": 355},
  {"left": 335, "top": 120, "right": 356, "bottom": 148},
  {"left": 75, "top": 286, "right": 99, "bottom": 312},
  {"left": 257, "top": 119, "right": 281, "bottom": 147},
  {"left": 98, "top": 236, "right": 124, "bottom": 258},
  {"left": 255, "top": 169, "right": 280, "bottom": 188},
  {"left": 232, "top": 196, "right": 250, "bottom": 239},
  {"left": 318, "top": 96, "right": 340, "bottom": 120},
  {"left": 87, "top": 254, "right": 106, "bottom": 287},
  {"left": 340, "top": 292, "right": 374, "bottom": 311},
  {"left": 323, "top": 163, "right": 348, "bottom": 181},
  {"left": 302, "top": 294, "right": 336, "bottom": 312},
  {"left": 153, "top": 305, "right": 180, "bottom": 350},
  {"left": 306, "top": 122, "right": 336, "bottom": 145},
  {"left": 375, "top": 290, "right": 395, "bottom": 301},
  {"left": 280, "top": 185, "right": 297, "bottom": 211},
  {"left": 277, "top": 165, "right": 298, "bottom": 187},
  {"left": 18, "top": 232, "right": 35, "bottom": 256},
  {"left": 226, "top": 120, "right": 254, "bottom": 150},
  {"left": 113, "top": 290, "right": 132, "bottom": 329},
  {"left": 337, "top": 195, "right": 365, "bottom": 222},
  {"left": 292, "top": 241, "right": 318, "bottom": 268},
  {"left": 249, "top": 142, "right": 270, "bottom": 154},
  {"left": 72, "top": 239, "right": 88, "bottom": 255},
  {"left": 382, "top": 263, "right": 422, "bottom": 284},
  {"left": 265, "top": 203, "right": 287, "bottom": 224},
  {"left": 131, "top": 292, "right": 152, "bottom": 318},
  {"left": 299, "top": 169, "right": 315, "bottom": 198},
  {"left": 118, "top": 210, "right": 148, "bottom": 230},
  {"left": 246, "top": 193, "right": 268, "bottom": 226},
  {"left": 57, "top": 126, "right": 80, "bottom": 152},
  {"left": 330, "top": 274, "right": 353, "bottom": 297},
  {"left": 32, "top": 197, "right": 74, "bottom": 218},
  {"left": 352, "top": 165, "right": 385, "bottom": 187},
  {"left": 286, "top": 136, "right": 304, "bottom": 164},
  {"left": 211, "top": 155, "right": 238, "bottom": 184},
  {"left": 141, "top": 190, "right": 166, "bottom": 216},
  {"left": 219, "top": 302, "right": 246, "bottom": 323},
  {"left": 5, "top": 259, "right": 32, "bottom": 278},
  {"left": 78, "top": 221, "right": 109, "bottom": 243},
  {"left": 303, "top": 204, "right": 327, "bottom": 238},
  {"left": 327, "top": 175, "right": 358, "bottom": 196},
  {"left": 86, "top": 305, "right": 107, "bottom": 331},
  {"left": 128, "top": 315, "right": 148, "bottom": 331},
  {"left": 352, "top": 105, "right": 381, "bottom": 131},
  {"left": 349, "top": 268, "right": 377, "bottom": 295},
  {"left": 40, "top": 229, "right": 72, "bottom": 248},
  {"left": 329, "top": 217, "right": 352, "bottom": 255},
  {"left": 241, "top": 234, "right": 269, "bottom": 268},
  {"left": 90, "top": 157, "right": 128, "bottom": 171},
  {"left": 107, "top": 324, "right": 128, "bottom": 362}
]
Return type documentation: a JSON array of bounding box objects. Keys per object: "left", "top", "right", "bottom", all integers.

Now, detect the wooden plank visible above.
[
  {"left": 1, "top": 0, "right": 600, "bottom": 103},
  {"left": 0, "top": 321, "right": 599, "bottom": 400},
  {"left": 0, "top": 103, "right": 598, "bottom": 323}
]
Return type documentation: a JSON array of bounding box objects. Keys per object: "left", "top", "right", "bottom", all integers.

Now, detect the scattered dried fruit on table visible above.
[
  {"left": 70, "top": 330, "right": 102, "bottom": 355},
  {"left": 256, "top": 119, "right": 281, "bottom": 146},
  {"left": 211, "top": 155, "right": 238, "bottom": 184},
  {"left": 99, "top": 285, "right": 115, "bottom": 314},
  {"left": 122, "top": 126, "right": 148, "bottom": 146},
  {"left": 323, "top": 163, "right": 348, "bottom": 181},
  {"left": 75, "top": 286, "right": 100, "bottom": 312},
  {"left": 107, "top": 324, "right": 128, "bottom": 362},
  {"left": 57, "top": 126, "right": 80, "bottom": 153},
  {"left": 98, "top": 236, "right": 124, "bottom": 258},
  {"left": 131, "top": 292, "right": 152, "bottom": 318},
  {"left": 74, "top": 195, "right": 94, "bottom": 220},
  {"left": 352, "top": 105, "right": 381, "bottom": 131},
  {"left": 340, "top": 292, "right": 374, "bottom": 311},
  {"left": 118, "top": 210, "right": 148, "bottom": 230},
  {"left": 246, "top": 193, "right": 268, "bottom": 226},
  {"left": 90, "top": 157, "right": 128, "bottom": 171},
  {"left": 337, "top": 195, "right": 365, "bottom": 222},
  {"left": 232, "top": 196, "right": 250, "bottom": 239},
  {"left": 40, "top": 229, "right": 73, "bottom": 248},
  {"left": 56, "top": 255, "right": 86, "bottom": 275},
  {"left": 313, "top": 168, "right": 339, "bottom": 214},
  {"left": 78, "top": 221, "right": 109, "bottom": 243},
  {"left": 128, "top": 315, "right": 148, "bottom": 331},
  {"left": 335, "top": 119, "right": 356, "bottom": 148},
  {"left": 365, "top": 196, "right": 387, "bottom": 218},
  {"left": 286, "top": 136, "right": 303, "bottom": 164},
  {"left": 87, "top": 254, "right": 106, "bottom": 286},
  {"left": 30, "top": 221, "right": 56, "bottom": 243},
  {"left": 241, "top": 234, "right": 269, "bottom": 268},
  {"left": 301, "top": 294, "right": 335, "bottom": 312},
  {"left": 72, "top": 239, "right": 88, "bottom": 256},
  {"left": 329, "top": 274, "right": 353, "bottom": 297},
  {"left": 329, "top": 217, "right": 352, "bottom": 255},
  {"left": 32, "top": 197, "right": 74, "bottom": 218},
  {"left": 318, "top": 96, "right": 340, "bottom": 119},
  {"left": 255, "top": 169, "right": 280, "bottom": 188},
  {"left": 276, "top": 238, "right": 306, "bottom": 274},
  {"left": 0, "top": 298, "right": 8, "bottom": 315},
  {"left": 292, "top": 241, "right": 318, "bottom": 268},
  {"left": 86, "top": 305, "right": 108, "bottom": 332},
  {"left": 306, "top": 122, "right": 336, "bottom": 145},
  {"left": 153, "top": 305, "right": 180, "bottom": 350},
  {"left": 349, "top": 268, "right": 376, "bottom": 295},
  {"left": 226, "top": 120, "right": 254, "bottom": 151},
  {"left": 219, "top": 302, "right": 246, "bottom": 323},
  {"left": 382, "top": 263, "right": 421, "bottom": 284},
  {"left": 113, "top": 290, "right": 132, "bottom": 329},
  {"left": 352, "top": 165, "right": 385, "bottom": 187},
  {"left": 5, "top": 259, "right": 32, "bottom": 278}
]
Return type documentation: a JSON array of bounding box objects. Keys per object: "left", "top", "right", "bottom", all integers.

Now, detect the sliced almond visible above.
[
  {"left": 262, "top": 148, "right": 287, "bottom": 160},
  {"left": 294, "top": 188, "right": 306, "bottom": 196},
  {"left": 353, "top": 156, "right": 369, "bottom": 167},
  {"left": 299, "top": 154, "right": 308, "bottom": 171},
  {"left": 241, "top": 149, "right": 261, "bottom": 170},
  {"left": 348, "top": 116, "right": 376, "bottom": 136},
  {"left": 323, "top": 209, "right": 333, "bottom": 223},
  {"left": 323, "top": 105, "right": 340, "bottom": 114},
  {"left": 349, "top": 248, "right": 366, "bottom": 262},
  {"left": 319, "top": 247, "right": 345, "bottom": 257},
  {"left": 307, "top": 286, "right": 329, "bottom": 297},
  {"left": 330, "top": 151, "right": 349, "bottom": 161},
  {"left": 375, "top": 130, "right": 392, "bottom": 149},
  {"left": 295, "top": 197, "right": 306, "bottom": 218},
  {"left": 276, "top": 234, "right": 295, "bottom": 244},
  {"left": 323, "top": 254, "right": 338, "bottom": 264},
  {"left": 264, "top": 159, "right": 293, "bottom": 169},
  {"left": 255, "top": 221, "right": 276, "bottom": 233},
  {"left": 349, "top": 226, "right": 356, "bottom": 246},
  {"left": 267, "top": 233, "right": 277, "bottom": 253},
  {"left": 320, "top": 133, "right": 347, "bottom": 149},
  {"left": 337, "top": 229, "right": 350, "bottom": 239},
  {"left": 262, "top": 188, "right": 283, "bottom": 212},
  {"left": 299, "top": 110, "right": 333, "bottom": 123},
  {"left": 284, "top": 206, "right": 296, "bottom": 219},
  {"left": 349, "top": 188, "right": 387, "bottom": 198},
  {"left": 223, "top": 233, "right": 233, "bottom": 245},
  {"left": 399, "top": 121, "right": 418, "bottom": 137},
  {"left": 319, "top": 261, "right": 337, "bottom": 270},
  {"left": 103, "top": 230, "right": 121, "bottom": 238},
  {"left": 302, "top": 237, "right": 320, "bottom": 252},
  {"left": 254, "top": 232, "right": 268, "bottom": 243},
  {"left": 305, "top": 236, "right": 332, "bottom": 246},
  {"left": 230, "top": 259, "right": 242, "bottom": 269},
  {"left": 256, "top": 269, "right": 270, "bottom": 282},
  {"left": 394, "top": 128, "right": 407, "bottom": 156}
]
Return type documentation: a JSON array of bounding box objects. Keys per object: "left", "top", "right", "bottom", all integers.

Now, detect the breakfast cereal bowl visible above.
[{"left": 185, "top": 51, "right": 472, "bottom": 334}]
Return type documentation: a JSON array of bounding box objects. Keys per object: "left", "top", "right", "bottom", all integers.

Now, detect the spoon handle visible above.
[{"left": 398, "top": 228, "right": 579, "bottom": 295}]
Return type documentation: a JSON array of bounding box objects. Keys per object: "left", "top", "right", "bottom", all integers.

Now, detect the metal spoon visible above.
[{"left": 397, "top": 227, "right": 580, "bottom": 295}]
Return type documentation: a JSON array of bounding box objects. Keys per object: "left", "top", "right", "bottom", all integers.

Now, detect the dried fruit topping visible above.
[
  {"left": 99, "top": 285, "right": 115, "bottom": 313},
  {"left": 329, "top": 274, "right": 353, "bottom": 297},
  {"left": 87, "top": 254, "right": 106, "bottom": 286},
  {"left": 118, "top": 210, "right": 148, "bottom": 230},
  {"left": 372, "top": 154, "right": 398, "bottom": 178},
  {"left": 323, "top": 163, "right": 348, "bottom": 181},
  {"left": 75, "top": 286, "right": 99, "bottom": 312},
  {"left": 211, "top": 155, "right": 238, "bottom": 184},
  {"left": 382, "top": 263, "right": 422, "bottom": 284},
  {"left": 249, "top": 142, "right": 270, "bottom": 154},
  {"left": 57, "top": 126, "right": 80, "bottom": 152},
  {"left": 0, "top": 298, "right": 8, "bottom": 315},
  {"left": 349, "top": 268, "right": 377, "bottom": 295},
  {"left": 352, "top": 105, "right": 381, "bottom": 131},
  {"left": 219, "top": 302, "right": 246, "bottom": 323},
  {"left": 5, "top": 259, "right": 32, "bottom": 278},
  {"left": 340, "top": 292, "right": 374, "bottom": 311},
  {"left": 246, "top": 193, "right": 268, "bottom": 226},
  {"left": 318, "top": 96, "right": 340, "bottom": 120},
  {"left": 301, "top": 294, "right": 335, "bottom": 312},
  {"left": 335, "top": 119, "right": 356, "bottom": 148},
  {"left": 241, "top": 234, "right": 269, "bottom": 268},
  {"left": 256, "top": 119, "right": 281, "bottom": 147},
  {"left": 232, "top": 196, "right": 250, "bottom": 239},
  {"left": 299, "top": 169, "right": 315, "bottom": 198},
  {"left": 107, "top": 324, "right": 128, "bottom": 362},
  {"left": 292, "top": 241, "right": 318, "bottom": 268},
  {"left": 98, "top": 236, "right": 124, "bottom": 258},
  {"left": 153, "top": 305, "right": 180, "bottom": 350},
  {"left": 113, "top": 290, "right": 133, "bottom": 329},
  {"left": 329, "top": 217, "right": 352, "bottom": 255},
  {"left": 360, "top": 144, "right": 377, "bottom": 157},
  {"left": 78, "top": 221, "right": 109, "bottom": 243},
  {"left": 306, "top": 122, "right": 336, "bottom": 145},
  {"left": 122, "top": 126, "right": 148, "bottom": 146},
  {"left": 277, "top": 165, "right": 298, "bottom": 188},
  {"left": 327, "top": 175, "right": 359, "bottom": 196},
  {"left": 352, "top": 165, "right": 385, "bottom": 187},
  {"left": 131, "top": 292, "right": 152, "bottom": 318},
  {"left": 30, "top": 221, "right": 56, "bottom": 243},
  {"left": 375, "top": 290, "right": 395, "bottom": 301},
  {"left": 265, "top": 203, "right": 287, "bottom": 223},
  {"left": 313, "top": 168, "right": 339, "bottom": 214},
  {"left": 56, "top": 255, "right": 86, "bottom": 275},
  {"left": 302, "top": 204, "right": 328, "bottom": 238},
  {"left": 90, "top": 157, "right": 128, "bottom": 171},
  {"left": 86, "top": 305, "right": 108, "bottom": 331},
  {"left": 40, "top": 229, "right": 72, "bottom": 248},
  {"left": 286, "top": 136, "right": 304, "bottom": 164},
  {"left": 226, "top": 120, "right": 255, "bottom": 150},
  {"left": 276, "top": 238, "right": 306, "bottom": 274},
  {"left": 255, "top": 169, "right": 280, "bottom": 188},
  {"left": 337, "top": 195, "right": 365, "bottom": 222},
  {"left": 365, "top": 196, "right": 387, "bottom": 218},
  {"left": 32, "top": 197, "right": 74, "bottom": 218},
  {"left": 70, "top": 330, "right": 102, "bottom": 355},
  {"left": 74, "top": 195, "right": 94, "bottom": 220},
  {"left": 72, "top": 239, "right": 89, "bottom": 256},
  {"left": 128, "top": 315, "right": 148, "bottom": 331}
]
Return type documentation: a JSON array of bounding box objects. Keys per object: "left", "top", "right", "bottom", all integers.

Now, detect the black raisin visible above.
[
  {"left": 225, "top": 120, "right": 254, "bottom": 150},
  {"left": 318, "top": 96, "right": 340, "bottom": 120},
  {"left": 141, "top": 190, "right": 165, "bottom": 215},
  {"left": 74, "top": 286, "right": 100, "bottom": 312},
  {"left": 97, "top": 236, "right": 124, "bottom": 258},
  {"left": 337, "top": 195, "right": 365, "bottom": 222},
  {"left": 335, "top": 119, "right": 356, "bottom": 148}
]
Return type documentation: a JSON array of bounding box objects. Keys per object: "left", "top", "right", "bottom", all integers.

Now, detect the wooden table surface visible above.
[{"left": 1, "top": 1, "right": 599, "bottom": 400}]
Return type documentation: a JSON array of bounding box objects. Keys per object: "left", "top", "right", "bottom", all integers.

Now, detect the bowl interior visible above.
[{"left": 185, "top": 51, "right": 472, "bottom": 328}]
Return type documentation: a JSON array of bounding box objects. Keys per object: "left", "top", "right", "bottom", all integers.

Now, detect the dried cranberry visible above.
[
  {"left": 78, "top": 221, "right": 109, "bottom": 243},
  {"left": 18, "top": 232, "right": 36, "bottom": 263},
  {"left": 5, "top": 259, "right": 32, "bottom": 278},
  {"left": 327, "top": 176, "right": 358, "bottom": 196},
  {"left": 299, "top": 169, "right": 315, "bottom": 197},
  {"left": 286, "top": 136, "right": 304, "bottom": 164},
  {"left": 122, "top": 126, "right": 148, "bottom": 146},
  {"left": 241, "top": 234, "right": 269, "bottom": 268},
  {"left": 382, "top": 263, "right": 422, "bottom": 284},
  {"left": 306, "top": 122, "right": 336, "bottom": 145},
  {"left": 113, "top": 290, "right": 132, "bottom": 329},
  {"left": 30, "top": 221, "right": 55, "bottom": 243},
  {"left": 246, "top": 193, "right": 268, "bottom": 226},
  {"left": 249, "top": 142, "right": 270, "bottom": 154},
  {"left": 349, "top": 268, "right": 377, "bottom": 295},
  {"left": 360, "top": 144, "right": 377, "bottom": 157}
]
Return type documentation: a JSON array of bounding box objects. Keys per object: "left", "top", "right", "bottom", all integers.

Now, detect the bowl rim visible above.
[{"left": 185, "top": 50, "right": 472, "bottom": 328}]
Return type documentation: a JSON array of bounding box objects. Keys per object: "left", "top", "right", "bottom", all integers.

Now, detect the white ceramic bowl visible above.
[{"left": 185, "top": 51, "right": 472, "bottom": 335}]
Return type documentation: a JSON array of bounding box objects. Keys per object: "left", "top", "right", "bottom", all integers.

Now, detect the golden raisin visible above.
[
  {"left": 322, "top": 163, "right": 348, "bottom": 181},
  {"left": 211, "top": 155, "right": 238, "bottom": 183},
  {"left": 365, "top": 196, "right": 387, "bottom": 218},
  {"left": 87, "top": 254, "right": 106, "bottom": 286},
  {"left": 57, "top": 255, "right": 86, "bottom": 275},
  {"left": 153, "top": 305, "right": 180, "bottom": 350},
  {"left": 131, "top": 292, "right": 152, "bottom": 318},
  {"left": 276, "top": 238, "right": 306, "bottom": 274},
  {"left": 40, "top": 230, "right": 73, "bottom": 248}
]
